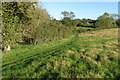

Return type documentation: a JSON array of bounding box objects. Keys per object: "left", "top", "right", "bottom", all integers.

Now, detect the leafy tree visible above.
[
  {"left": 61, "top": 17, "right": 73, "bottom": 26},
  {"left": 69, "top": 12, "right": 75, "bottom": 19},
  {"left": 95, "top": 13, "right": 115, "bottom": 28},
  {"left": 97, "top": 12, "right": 110, "bottom": 20},
  {"left": 23, "top": 7, "right": 50, "bottom": 44},
  {"left": 72, "top": 19, "right": 81, "bottom": 26},
  {"left": 76, "top": 18, "right": 94, "bottom": 27},
  {"left": 2, "top": 2, "right": 37, "bottom": 50},
  {"left": 2, "top": 2, "right": 74, "bottom": 51},
  {"left": 61, "top": 11, "right": 76, "bottom": 26},
  {"left": 61, "top": 11, "right": 75, "bottom": 19},
  {"left": 61, "top": 11, "right": 69, "bottom": 18}
]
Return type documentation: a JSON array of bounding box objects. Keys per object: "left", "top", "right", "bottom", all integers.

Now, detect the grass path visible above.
[{"left": 2, "top": 28, "right": 119, "bottom": 78}]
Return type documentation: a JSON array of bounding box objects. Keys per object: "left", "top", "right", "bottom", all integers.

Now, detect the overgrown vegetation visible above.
[
  {"left": 2, "top": 2, "right": 74, "bottom": 51},
  {"left": 1, "top": 1, "right": 119, "bottom": 78},
  {"left": 2, "top": 28, "right": 119, "bottom": 78},
  {"left": 1, "top": 2, "right": 119, "bottom": 51}
]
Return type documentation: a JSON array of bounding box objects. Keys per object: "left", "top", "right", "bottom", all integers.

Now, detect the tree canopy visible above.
[
  {"left": 95, "top": 12, "right": 116, "bottom": 28},
  {"left": 61, "top": 11, "right": 75, "bottom": 19},
  {"left": 2, "top": 2, "right": 74, "bottom": 51}
]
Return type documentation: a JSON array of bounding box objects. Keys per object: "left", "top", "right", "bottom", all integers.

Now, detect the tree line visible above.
[
  {"left": 1, "top": 2, "right": 119, "bottom": 51},
  {"left": 60, "top": 11, "right": 119, "bottom": 28},
  {"left": 1, "top": 2, "right": 74, "bottom": 51}
]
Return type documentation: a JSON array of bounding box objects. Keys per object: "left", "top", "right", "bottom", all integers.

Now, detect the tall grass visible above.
[{"left": 2, "top": 28, "right": 119, "bottom": 78}]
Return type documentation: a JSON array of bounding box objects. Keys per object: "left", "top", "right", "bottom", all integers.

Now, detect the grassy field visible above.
[{"left": 2, "top": 28, "right": 119, "bottom": 78}]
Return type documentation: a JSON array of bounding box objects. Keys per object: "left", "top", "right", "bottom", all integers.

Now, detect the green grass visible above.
[
  {"left": 77, "top": 27, "right": 94, "bottom": 29},
  {"left": 2, "top": 28, "right": 119, "bottom": 78}
]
